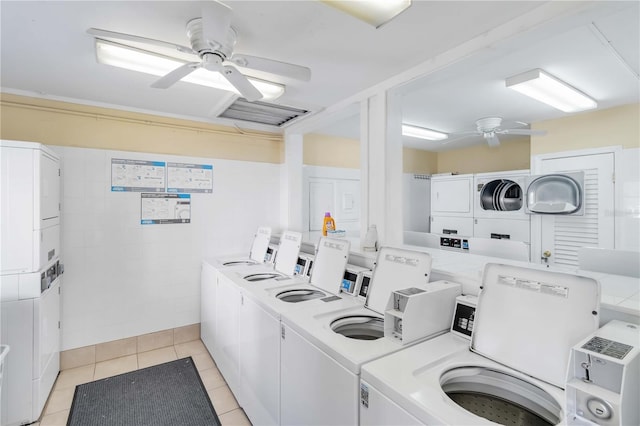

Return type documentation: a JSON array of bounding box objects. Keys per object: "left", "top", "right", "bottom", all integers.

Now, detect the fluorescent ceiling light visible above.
[
  {"left": 95, "top": 40, "right": 285, "bottom": 100},
  {"left": 321, "top": 0, "right": 411, "bottom": 28},
  {"left": 402, "top": 124, "right": 448, "bottom": 141},
  {"left": 506, "top": 69, "right": 597, "bottom": 113}
]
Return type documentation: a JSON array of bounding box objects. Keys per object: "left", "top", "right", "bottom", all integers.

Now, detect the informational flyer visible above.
[
  {"left": 111, "top": 158, "right": 166, "bottom": 192},
  {"left": 140, "top": 193, "right": 191, "bottom": 224},
  {"left": 167, "top": 162, "right": 213, "bottom": 193}
]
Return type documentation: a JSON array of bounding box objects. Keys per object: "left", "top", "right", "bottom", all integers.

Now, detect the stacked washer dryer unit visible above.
[
  {"left": 1, "top": 141, "right": 61, "bottom": 426},
  {"left": 430, "top": 174, "right": 474, "bottom": 250},
  {"left": 279, "top": 247, "right": 462, "bottom": 425},
  {"left": 360, "top": 263, "right": 602, "bottom": 426},
  {"left": 474, "top": 170, "right": 531, "bottom": 258}
]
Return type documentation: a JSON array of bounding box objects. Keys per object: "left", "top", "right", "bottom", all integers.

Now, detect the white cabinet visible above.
[
  {"left": 359, "top": 380, "right": 422, "bottom": 426},
  {"left": 214, "top": 274, "right": 242, "bottom": 393},
  {"left": 200, "top": 261, "right": 217, "bottom": 356},
  {"left": 238, "top": 296, "right": 280, "bottom": 426},
  {"left": 280, "top": 323, "right": 358, "bottom": 426},
  {"left": 430, "top": 174, "right": 473, "bottom": 216}
]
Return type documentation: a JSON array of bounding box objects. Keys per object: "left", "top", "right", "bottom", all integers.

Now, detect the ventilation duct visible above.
[{"left": 217, "top": 98, "right": 309, "bottom": 127}]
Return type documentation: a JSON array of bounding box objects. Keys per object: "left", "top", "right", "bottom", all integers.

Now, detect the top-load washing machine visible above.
[
  {"left": 230, "top": 230, "right": 303, "bottom": 282},
  {"left": 206, "top": 226, "right": 272, "bottom": 269},
  {"left": 360, "top": 263, "right": 601, "bottom": 426},
  {"left": 279, "top": 247, "right": 462, "bottom": 425},
  {"left": 214, "top": 237, "right": 369, "bottom": 426}
]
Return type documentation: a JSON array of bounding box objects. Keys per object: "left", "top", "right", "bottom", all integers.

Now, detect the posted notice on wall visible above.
[
  {"left": 141, "top": 193, "right": 191, "bottom": 225},
  {"left": 111, "top": 158, "right": 166, "bottom": 192},
  {"left": 167, "top": 162, "right": 213, "bottom": 193}
]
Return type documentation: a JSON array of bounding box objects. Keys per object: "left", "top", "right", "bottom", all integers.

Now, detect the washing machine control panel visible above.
[
  {"left": 440, "top": 236, "right": 469, "bottom": 251},
  {"left": 450, "top": 295, "right": 477, "bottom": 339}
]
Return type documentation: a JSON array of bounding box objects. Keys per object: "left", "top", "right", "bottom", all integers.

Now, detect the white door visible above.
[
  {"left": 431, "top": 176, "right": 473, "bottom": 216},
  {"left": 309, "top": 180, "right": 334, "bottom": 231},
  {"left": 238, "top": 296, "right": 280, "bottom": 426},
  {"left": 537, "top": 152, "right": 615, "bottom": 267}
]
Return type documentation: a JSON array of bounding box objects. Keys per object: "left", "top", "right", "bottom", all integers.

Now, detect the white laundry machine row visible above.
[
  {"left": 279, "top": 247, "right": 462, "bottom": 426},
  {"left": 359, "top": 263, "right": 605, "bottom": 426},
  {"left": 201, "top": 230, "right": 302, "bottom": 363},
  {"left": 214, "top": 237, "right": 374, "bottom": 426}
]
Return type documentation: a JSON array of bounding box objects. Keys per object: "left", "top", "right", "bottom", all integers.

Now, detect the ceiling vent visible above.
[{"left": 217, "top": 98, "right": 309, "bottom": 127}]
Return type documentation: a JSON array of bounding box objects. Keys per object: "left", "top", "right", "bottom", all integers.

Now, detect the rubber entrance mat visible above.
[{"left": 67, "top": 357, "right": 221, "bottom": 426}]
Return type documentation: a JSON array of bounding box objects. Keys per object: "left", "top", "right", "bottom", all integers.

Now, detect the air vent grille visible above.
[{"left": 218, "top": 98, "right": 308, "bottom": 127}]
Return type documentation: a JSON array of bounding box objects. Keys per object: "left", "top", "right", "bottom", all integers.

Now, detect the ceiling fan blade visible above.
[
  {"left": 229, "top": 54, "right": 311, "bottom": 82},
  {"left": 221, "top": 65, "right": 263, "bottom": 101},
  {"left": 87, "top": 28, "right": 195, "bottom": 55},
  {"left": 485, "top": 134, "right": 501, "bottom": 147},
  {"left": 442, "top": 132, "right": 479, "bottom": 145},
  {"left": 499, "top": 129, "right": 548, "bottom": 136},
  {"left": 151, "top": 62, "right": 200, "bottom": 89},
  {"left": 201, "top": 1, "right": 233, "bottom": 45}
]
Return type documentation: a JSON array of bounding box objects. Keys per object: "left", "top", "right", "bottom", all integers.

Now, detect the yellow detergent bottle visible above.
[{"left": 322, "top": 212, "right": 336, "bottom": 236}]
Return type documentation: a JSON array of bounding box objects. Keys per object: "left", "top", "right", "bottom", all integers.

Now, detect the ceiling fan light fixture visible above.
[
  {"left": 505, "top": 69, "right": 597, "bottom": 113},
  {"left": 321, "top": 0, "right": 411, "bottom": 28},
  {"left": 402, "top": 124, "right": 448, "bottom": 141},
  {"left": 95, "top": 40, "right": 284, "bottom": 100}
]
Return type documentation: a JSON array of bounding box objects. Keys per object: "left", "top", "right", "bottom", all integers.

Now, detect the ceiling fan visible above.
[
  {"left": 87, "top": 1, "right": 311, "bottom": 102},
  {"left": 446, "top": 117, "right": 546, "bottom": 147}
]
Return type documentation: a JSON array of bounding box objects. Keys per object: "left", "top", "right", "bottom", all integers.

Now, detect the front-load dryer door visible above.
[
  {"left": 471, "top": 263, "right": 600, "bottom": 387},
  {"left": 525, "top": 172, "right": 584, "bottom": 215}
]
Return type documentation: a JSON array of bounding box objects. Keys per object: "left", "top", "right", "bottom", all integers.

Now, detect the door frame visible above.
[{"left": 529, "top": 145, "right": 622, "bottom": 264}]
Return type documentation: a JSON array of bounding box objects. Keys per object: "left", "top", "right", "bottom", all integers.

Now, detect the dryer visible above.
[
  {"left": 279, "top": 247, "right": 461, "bottom": 426},
  {"left": 474, "top": 170, "right": 529, "bottom": 219},
  {"left": 360, "top": 263, "right": 601, "bottom": 426}
]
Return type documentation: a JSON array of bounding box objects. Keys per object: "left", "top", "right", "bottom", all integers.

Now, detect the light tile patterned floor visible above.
[{"left": 35, "top": 339, "right": 251, "bottom": 426}]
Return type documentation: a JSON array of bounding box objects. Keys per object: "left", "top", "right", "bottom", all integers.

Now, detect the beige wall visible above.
[
  {"left": 403, "top": 147, "right": 438, "bottom": 174},
  {"left": 303, "top": 133, "right": 360, "bottom": 168},
  {"left": 531, "top": 103, "right": 640, "bottom": 155},
  {"left": 0, "top": 93, "right": 284, "bottom": 163},
  {"left": 436, "top": 139, "right": 531, "bottom": 174}
]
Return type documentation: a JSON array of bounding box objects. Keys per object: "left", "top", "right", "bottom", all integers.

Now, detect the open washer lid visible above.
[
  {"left": 273, "top": 231, "right": 302, "bottom": 275},
  {"left": 471, "top": 263, "right": 600, "bottom": 388},
  {"left": 249, "top": 226, "right": 272, "bottom": 263},
  {"left": 309, "top": 237, "right": 351, "bottom": 294},
  {"left": 365, "top": 247, "right": 432, "bottom": 315}
]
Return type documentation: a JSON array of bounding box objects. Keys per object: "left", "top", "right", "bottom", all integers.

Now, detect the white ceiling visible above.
[{"left": 1, "top": 1, "right": 638, "bottom": 151}]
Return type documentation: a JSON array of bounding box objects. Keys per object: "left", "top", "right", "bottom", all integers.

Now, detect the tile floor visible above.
[{"left": 35, "top": 339, "right": 251, "bottom": 426}]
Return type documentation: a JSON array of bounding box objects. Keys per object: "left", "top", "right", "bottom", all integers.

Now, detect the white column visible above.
[
  {"left": 283, "top": 133, "right": 304, "bottom": 232},
  {"left": 361, "top": 90, "right": 404, "bottom": 247}
]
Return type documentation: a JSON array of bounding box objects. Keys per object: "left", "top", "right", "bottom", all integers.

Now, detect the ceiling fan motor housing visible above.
[
  {"left": 476, "top": 116, "right": 503, "bottom": 132},
  {"left": 186, "top": 18, "right": 236, "bottom": 59}
]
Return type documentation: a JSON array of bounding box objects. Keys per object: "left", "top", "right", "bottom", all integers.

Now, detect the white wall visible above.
[
  {"left": 55, "top": 146, "right": 282, "bottom": 350},
  {"left": 618, "top": 148, "right": 640, "bottom": 251}
]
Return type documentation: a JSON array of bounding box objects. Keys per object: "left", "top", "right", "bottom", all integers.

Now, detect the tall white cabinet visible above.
[{"left": 1, "top": 141, "right": 62, "bottom": 426}]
